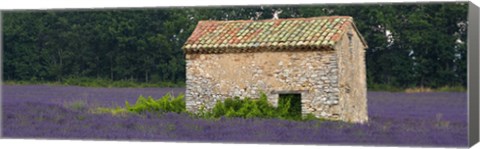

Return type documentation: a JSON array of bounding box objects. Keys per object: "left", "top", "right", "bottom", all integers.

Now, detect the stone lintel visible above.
[{"left": 270, "top": 90, "right": 309, "bottom": 94}]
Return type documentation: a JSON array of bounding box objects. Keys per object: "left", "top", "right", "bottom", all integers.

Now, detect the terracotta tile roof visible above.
[{"left": 183, "top": 16, "right": 366, "bottom": 54}]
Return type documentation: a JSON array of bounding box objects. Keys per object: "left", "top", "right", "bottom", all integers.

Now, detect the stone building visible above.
[{"left": 182, "top": 16, "right": 368, "bottom": 123}]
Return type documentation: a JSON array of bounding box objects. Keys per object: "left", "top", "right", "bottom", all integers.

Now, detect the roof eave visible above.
[
  {"left": 183, "top": 45, "right": 336, "bottom": 54},
  {"left": 350, "top": 21, "right": 369, "bottom": 49}
]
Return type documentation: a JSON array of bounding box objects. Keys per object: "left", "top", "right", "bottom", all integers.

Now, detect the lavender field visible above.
[{"left": 1, "top": 85, "right": 467, "bottom": 147}]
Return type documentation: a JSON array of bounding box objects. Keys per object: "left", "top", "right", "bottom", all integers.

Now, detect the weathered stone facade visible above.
[
  {"left": 183, "top": 16, "right": 368, "bottom": 123},
  {"left": 334, "top": 26, "right": 368, "bottom": 123},
  {"left": 186, "top": 50, "right": 340, "bottom": 117}
]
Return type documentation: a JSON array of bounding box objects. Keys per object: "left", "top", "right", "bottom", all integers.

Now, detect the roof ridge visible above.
[{"left": 198, "top": 16, "right": 353, "bottom": 23}]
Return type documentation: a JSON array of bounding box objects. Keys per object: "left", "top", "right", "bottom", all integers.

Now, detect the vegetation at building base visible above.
[
  {"left": 200, "top": 93, "right": 318, "bottom": 121},
  {"left": 3, "top": 3, "right": 468, "bottom": 90},
  {"left": 94, "top": 93, "right": 322, "bottom": 121}
]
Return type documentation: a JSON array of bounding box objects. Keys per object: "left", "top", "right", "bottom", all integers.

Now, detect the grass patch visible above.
[
  {"left": 91, "top": 107, "right": 130, "bottom": 116},
  {"left": 4, "top": 77, "right": 185, "bottom": 88},
  {"left": 404, "top": 86, "right": 466, "bottom": 93},
  {"left": 404, "top": 87, "right": 434, "bottom": 93},
  {"left": 367, "top": 84, "right": 404, "bottom": 92},
  {"left": 368, "top": 83, "right": 466, "bottom": 93},
  {"left": 435, "top": 86, "right": 466, "bottom": 92},
  {"left": 65, "top": 100, "right": 87, "bottom": 111}
]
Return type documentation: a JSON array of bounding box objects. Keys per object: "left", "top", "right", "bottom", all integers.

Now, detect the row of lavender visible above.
[{"left": 1, "top": 85, "right": 468, "bottom": 147}]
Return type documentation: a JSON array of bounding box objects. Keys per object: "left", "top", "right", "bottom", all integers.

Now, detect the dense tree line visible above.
[{"left": 2, "top": 3, "right": 468, "bottom": 88}]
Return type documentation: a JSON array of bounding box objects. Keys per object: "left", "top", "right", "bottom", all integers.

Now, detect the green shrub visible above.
[
  {"left": 97, "top": 92, "right": 324, "bottom": 121},
  {"left": 124, "top": 93, "right": 186, "bottom": 114},
  {"left": 202, "top": 93, "right": 315, "bottom": 121},
  {"left": 277, "top": 96, "right": 293, "bottom": 119},
  {"left": 211, "top": 100, "right": 227, "bottom": 118}
]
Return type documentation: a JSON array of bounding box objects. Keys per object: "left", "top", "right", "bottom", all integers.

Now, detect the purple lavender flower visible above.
[{"left": 1, "top": 85, "right": 468, "bottom": 147}]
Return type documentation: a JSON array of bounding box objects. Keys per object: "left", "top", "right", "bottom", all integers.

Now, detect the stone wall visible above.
[
  {"left": 185, "top": 30, "right": 368, "bottom": 123},
  {"left": 334, "top": 26, "right": 369, "bottom": 123},
  {"left": 185, "top": 50, "right": 342, "bottom": 120}
]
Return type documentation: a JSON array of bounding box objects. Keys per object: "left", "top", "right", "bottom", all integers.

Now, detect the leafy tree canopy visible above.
[{"left": 2, "top": 3, "right": 468, "bottom": 88}]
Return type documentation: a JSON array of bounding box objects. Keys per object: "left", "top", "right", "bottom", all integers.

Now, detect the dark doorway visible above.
[{"left": 278, "top": 93, "right": 302, "bottom": 118}]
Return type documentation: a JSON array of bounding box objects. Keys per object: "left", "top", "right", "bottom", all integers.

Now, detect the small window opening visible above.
[
  {"left": 278, "top": 93, "right": 302, "bottom": 119},
  {"left": 347, "top": 32, "right": 353, "bottom": 54}
]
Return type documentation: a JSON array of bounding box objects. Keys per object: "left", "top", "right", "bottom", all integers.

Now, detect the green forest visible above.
[{"left": 2, "top": 3, "right": 468, "bottom": 89}]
